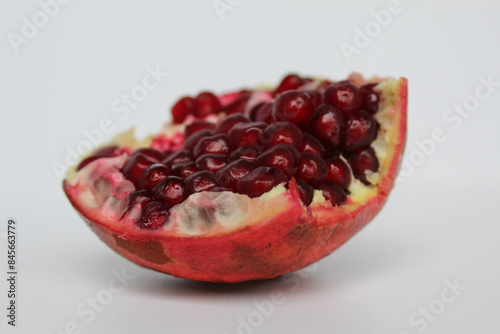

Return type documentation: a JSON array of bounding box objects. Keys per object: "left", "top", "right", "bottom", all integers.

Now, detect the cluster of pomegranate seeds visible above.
[
  {"left": 171, "top": 92, "right": 221, "bottom": 123},
  {"left": 80, "top": 74, "right": 383, "bottom": 229}
]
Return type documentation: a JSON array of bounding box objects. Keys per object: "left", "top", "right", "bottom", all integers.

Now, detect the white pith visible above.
[{"left": 66, "top": 77, "right": 400, "bottom": 236}]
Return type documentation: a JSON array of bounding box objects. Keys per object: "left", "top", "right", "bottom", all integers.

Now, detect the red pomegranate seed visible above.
[
  {"left": 308, "top": 104, "right": 344, "bottom": 149},
  {"left": 227, "top": 122, "right": 267, "bottom": 149},
  {"left": 185, "top": 120, "right": 216, "bottom": 138},
  {"left": 342, "top": 110, "right": 378, "bottom": 152},
  {"left": 236, "top": 167, "right": 288, "bottom": 198},
  {"left": 275, "top": 74, "right": 303, "bottom": 95},
  {"left": 215, "top": 159, "right": 257, "bottom": 190},
  {"left": 249, "top": 102, "right": 263, "bottom": 121},
  {"left": 229, "top": 145, "right": 263, "bottom": 162},
  {"left": 185, "top": 171, "right": 218, "bottom": 194},
  {"left": 221, "top": 96, "right": 250, "bottom": 115},
  {"left": 138, "top": 163, "right": 170, "bottom": 190},
  {"left": 153, "top": 176, "right": 186, "bottom": 206},
  {"left": 360, "top": 83, "right": 380, "bottom": 114},
  {"left": 122, "top": 153, "right": 158, "bottom": 185},
  {"left": 249, "top": 102, "right": 261, "bottom": 120},
  {"left": 214, "top": 114, "right": 250, "bottom": 134},
  {"left": 137, "top": 201, "right": 170, "bottom": 229},
  {"left": 162, "top": 149, "right": 193, "bottom": 167},
  {"left": 172, "top": 96, "right": 195, "bottom": 124},
  {"left": 295, "top": 152, "right": 328, "bottom": 185},
  {"left": 251, "top": 102, "right": 275, "bottom": 124},
  {"left": 347, "top": 147, "right": 379, "bottom": 185},
  {"left": 303, "top": 90, "right": 323, "bottom": 109},
  {"left": 183, "top": 129, "right": 214, "bottom": 151},
  {"left": 325, "top": 156, "right": 352, "bottom": 190},
  {"left": 194, "top": 92, "right": 221, "bottom": 117},
  {"left": 77, "top": 146, "right": 126, "bottom": 171},
  {"left": 257, "top": 144, "right": 300, "bottom": 177},
  {"left": 193, "top": 133, "right": 230, "bottom": 158},
  {"left": 316, "top": 181, "right": 347, "bottom": 207},
  {"left": 259, "top": 122, "right": 303, "bottom": 149},
  {"left": 132, "top": 148, "right": 164, "bottom": 162},
  {"left": 299, "top": 133, "right": 325, "bottom": 156},
  {"left": 294, "top": 178, "right": 314, "bottom": 206},
  {"left": 126, "top": 189, "right": 156, "bottom": 210},
  {"left": 273, "top": 90, "right": 314, "bottom": 127},
  {"left": 323, "top": 81, "right": 362, "bottom": 116},
  {"left": 195, "top": 153, "right": 227, "bottom": 172},
  {"left": 171, "top": 161, "right": 197, "bottom": 178}
]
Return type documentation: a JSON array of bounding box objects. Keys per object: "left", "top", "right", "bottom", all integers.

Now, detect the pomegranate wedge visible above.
[{"left": 63, "top": 73, "right": 407, "bottom": 283}]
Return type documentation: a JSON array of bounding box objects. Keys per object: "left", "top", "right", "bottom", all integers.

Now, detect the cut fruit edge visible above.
[{"left": 63, "top": 74, "right": 407, "bottom": 282}]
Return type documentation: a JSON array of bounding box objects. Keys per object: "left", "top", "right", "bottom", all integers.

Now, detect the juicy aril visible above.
[{"left": 63, "top": 73, "right": 407, "bottom": 283}]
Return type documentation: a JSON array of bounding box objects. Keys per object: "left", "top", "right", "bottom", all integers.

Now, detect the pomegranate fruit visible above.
[{"left": 63, "top": 73, "right": 407, "bottom": 283}]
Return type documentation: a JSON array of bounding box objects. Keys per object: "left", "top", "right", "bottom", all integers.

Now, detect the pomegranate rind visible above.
[{"left": 63, "top": 76, "right": 407, "bottom": 283}]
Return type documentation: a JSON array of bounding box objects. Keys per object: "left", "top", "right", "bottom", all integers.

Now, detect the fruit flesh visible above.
[{"left": 63, "top": 74, "right": 407, "bottom": 283}]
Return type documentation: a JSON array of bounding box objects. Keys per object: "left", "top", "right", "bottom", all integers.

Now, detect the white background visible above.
[{"left": 1, "top": 1, "right": 500, "bottom": 333}]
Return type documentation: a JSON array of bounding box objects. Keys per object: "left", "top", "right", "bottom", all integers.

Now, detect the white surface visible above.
[{"left": 1, "top": 1, "right": 500, "bottom": 333}]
